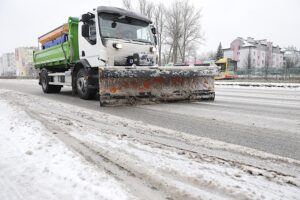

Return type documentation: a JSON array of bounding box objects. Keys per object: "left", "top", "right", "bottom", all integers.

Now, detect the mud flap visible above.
[{"left": 99, "top": 66, "right": 218, "bottom": 106}]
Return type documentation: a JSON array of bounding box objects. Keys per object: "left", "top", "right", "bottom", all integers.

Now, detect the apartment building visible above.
[
  {"left": 15, "top": 47, "right": 38, "bottom": 77},
  {"left": 223, "top": 37, "right": 284, "bottom": 69},
  {"left": 1, "top": 53, "right": 16, "bottom": 76}
]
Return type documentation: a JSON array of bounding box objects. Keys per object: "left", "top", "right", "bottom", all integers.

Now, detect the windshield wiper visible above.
[
  {"left": 131, "top": 39, "right": 152, "bottom": 44},
  {"left": 103, "top": 36, "right": 132, "bottom": 42},
  {"left": 103, "top": 36, "right": 122, "bottom": 39}
]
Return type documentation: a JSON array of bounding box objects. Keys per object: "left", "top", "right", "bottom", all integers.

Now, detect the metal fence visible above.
[{"left": 237, "top": 67, "right": 300, "bottom": 80}]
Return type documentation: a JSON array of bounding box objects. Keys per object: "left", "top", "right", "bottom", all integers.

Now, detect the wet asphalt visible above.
[{"left": 1, "top": 79, "right": 299, "bottom": 160}]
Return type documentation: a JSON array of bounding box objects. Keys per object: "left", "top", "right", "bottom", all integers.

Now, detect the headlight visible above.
[
  {"left": 113, "top": 43, "right": 123, "bottom": 49},
  {"left": 150, "top": 47, "right": 157, "bottom": 52}
]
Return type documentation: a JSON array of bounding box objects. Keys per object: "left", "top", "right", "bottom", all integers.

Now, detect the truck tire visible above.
[
  {"left": 40, "top": 70, "right": 62, "bottom": 93},
  {"left": 76, "top": 68, "right": 96, "bottom": 100}
]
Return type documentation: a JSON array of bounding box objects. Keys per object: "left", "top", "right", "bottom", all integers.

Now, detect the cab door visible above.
[{"left": 78, "top": 12, "right": 107, "bottom": 67}]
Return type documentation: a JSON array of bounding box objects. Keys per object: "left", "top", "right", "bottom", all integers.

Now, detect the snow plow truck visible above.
[{"left": 33, "top": 6, "right": 218, "bottom": 106}]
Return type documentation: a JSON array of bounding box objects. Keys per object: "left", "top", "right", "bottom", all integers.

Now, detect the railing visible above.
[{"left": 236, "top": 67, "right": 300, "bottom": 81}]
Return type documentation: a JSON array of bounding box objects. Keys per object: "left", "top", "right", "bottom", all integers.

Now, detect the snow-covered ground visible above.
[
  {"left": 0, "top": 98, "right": 135, "bottom": 200},
  {"left": 0, "top": 89, "right": 299, "bottom": 200}
]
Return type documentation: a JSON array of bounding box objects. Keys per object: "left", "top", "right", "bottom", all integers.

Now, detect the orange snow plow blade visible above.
[{"left": 99, "top": 66, "right": 218, "bottom": 106}]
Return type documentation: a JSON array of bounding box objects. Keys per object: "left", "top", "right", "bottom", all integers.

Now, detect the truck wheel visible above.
[
  {"left": 76, "top": 68, "right": 96, "bottom": 100},
  {"left": 40, "top": 70, "right": 62, "bottom": 93}
]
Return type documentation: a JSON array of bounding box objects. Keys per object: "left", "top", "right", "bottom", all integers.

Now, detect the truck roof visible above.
[{"left": 97, "top": 6, "right": 152, "bottom": 24}]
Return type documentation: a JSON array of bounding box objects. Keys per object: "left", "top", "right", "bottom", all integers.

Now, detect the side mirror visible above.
[
  {"left": 81, "top": 13, "right": 95, "bottom": 23},
  {"left": 111, "top": 21, "right": 117, "bottom": 28},
  {"left": 151, "top": 27, "right": 156, "bottom": 35},
  {"left": 82, "top": 14, "right": 90, "bottom": 23},
  {"left": 81, "top": 24, "right": 90, "bottom": 38}
]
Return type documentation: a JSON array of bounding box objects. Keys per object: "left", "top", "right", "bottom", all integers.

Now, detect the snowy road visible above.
[
  {"left": 0, "top": 81, "right": 300, "bottom": 199},
  {"left": 0, "top": 88, "right": 299, "bottom": 200},
  {"left": 0, "top": 79, "right": 299, "bottom": 160}
]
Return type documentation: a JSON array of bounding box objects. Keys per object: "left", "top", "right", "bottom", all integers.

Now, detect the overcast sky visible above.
[{"left": 0, "top": 0, "right": 299, "bottom": 55}]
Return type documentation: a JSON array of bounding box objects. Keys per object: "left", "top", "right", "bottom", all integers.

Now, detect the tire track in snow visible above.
[{"left": 1, "top": 90, "right": 299, "bottom": 200}]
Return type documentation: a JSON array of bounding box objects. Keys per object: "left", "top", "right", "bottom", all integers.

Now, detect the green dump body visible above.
[{"left": 33, "top": 17, "right": 80, "bottom": 69}]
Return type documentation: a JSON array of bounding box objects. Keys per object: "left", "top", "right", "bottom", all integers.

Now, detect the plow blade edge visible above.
[{"left": 99, "top": 66, "right": 218, "bottom": 106}]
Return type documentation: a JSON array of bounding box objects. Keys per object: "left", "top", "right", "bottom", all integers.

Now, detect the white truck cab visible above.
[{"left": 79, "top": 6, "right": 158, "bottom": 68}]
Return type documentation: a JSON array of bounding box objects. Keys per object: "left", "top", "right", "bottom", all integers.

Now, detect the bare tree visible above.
[
  {"left": 122, "top": 0, "right": 132, "bottom": 10},
  {"left": 121, "top": 0, "right": 203, "bottom": 65},
  {"left": 185, "top": 44, "right": 198, "bottom": 63},
  {"left": 122, "top": 0, "right": 154, "bottom": 18},
  {"left": 286, "top": 46, "right": 298, "bottom": 51},
  {"left": 153, "top": 3, "right": 166, "bottom": 65},
  {"left": 138, "top": 0, "right": 154, "bottom": 19},
  {"left": 165, "top": 0, "right": 183, "bottom": 64},
  {"left": 180, "top": 0, "right": 204, "bottom": 63},
  {"left": 284, "top": 56, "right": 299, "bottom": 79},
  {"left": 164, "top": 0, "right": 203, "bottom": 64}
]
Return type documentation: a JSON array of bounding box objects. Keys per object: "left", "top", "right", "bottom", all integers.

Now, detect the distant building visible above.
[
  {"left": 223, "top": 37, "right": 284, "bottom": 69},
  {"left": 15, "top": 47, "right": 38, "bottom": 77},
  {"left": 1, "top": 53, "right": 16, "bottom": 76}
]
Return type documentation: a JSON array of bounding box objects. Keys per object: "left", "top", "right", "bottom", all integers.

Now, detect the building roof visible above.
[
  {"left": 243, "top": 41, "right": 255, "bottom": 47},
  {"left": 223, "top": 37, "right": 283, "bottom": 50}
]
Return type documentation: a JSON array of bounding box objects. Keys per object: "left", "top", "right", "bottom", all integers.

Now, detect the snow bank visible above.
[
  {"left": 0, "top": 99, "right": 134, "bottom": 200},
  {"left": 215, "top": 81, "right": 300, "bottom": 89}
]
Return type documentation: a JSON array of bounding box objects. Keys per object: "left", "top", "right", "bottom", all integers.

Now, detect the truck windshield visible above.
[{"left": 99, "top": 13, "right": 154, "bottom": 44}]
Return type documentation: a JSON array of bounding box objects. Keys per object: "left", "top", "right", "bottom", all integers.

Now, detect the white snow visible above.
[
  {"left": 70, "top": 128, "right": 300, "bottom": 200},
  {"left": 0, "top": 99, "right": 134, "bottom": 200},
  {"left": 0, "top": 88, "right": 300, "bottom": 200},
  {"left": 215, "top": 81, "right": 300, "bottom": 89}
]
